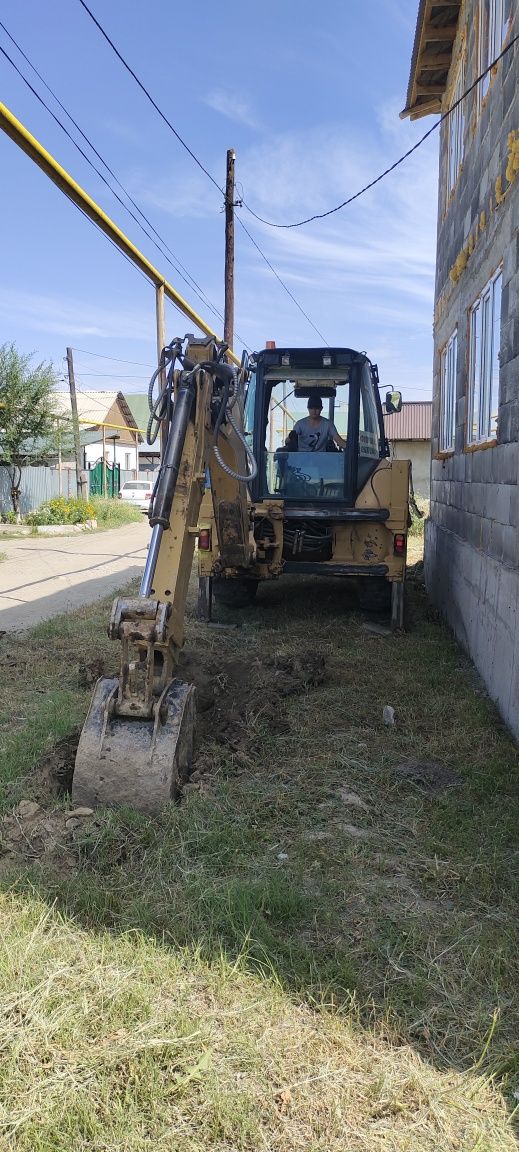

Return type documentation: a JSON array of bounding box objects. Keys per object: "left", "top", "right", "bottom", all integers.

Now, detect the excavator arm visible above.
[{"left": 73, "top": 337, "right": 256, "bottom": 813}]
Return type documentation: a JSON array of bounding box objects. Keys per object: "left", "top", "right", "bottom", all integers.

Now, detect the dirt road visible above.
[{"left": 0, "top": 522, "right": 150, "bottom": 630}]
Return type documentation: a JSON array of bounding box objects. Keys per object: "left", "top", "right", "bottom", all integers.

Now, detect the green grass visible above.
[
  {"left": 0, "top": 567, "right": 518, "bottom": 1149},
  {"left": 90, "top": 496, "right": 144, "bottom": 527},
  {"left": 408, "top": 496, "right": 429, "bottom": 537}
]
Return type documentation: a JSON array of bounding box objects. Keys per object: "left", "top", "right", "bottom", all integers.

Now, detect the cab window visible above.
[
  {"left": 358, "top": 364, "right": 381, "bottom": 488},
  {"left": 263, "top": 377, "right": 349, "bottom": 500}
]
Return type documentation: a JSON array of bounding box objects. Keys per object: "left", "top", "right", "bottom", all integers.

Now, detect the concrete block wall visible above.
[{"left": 426, "top": 1, "right": 519, "bottom": 735}]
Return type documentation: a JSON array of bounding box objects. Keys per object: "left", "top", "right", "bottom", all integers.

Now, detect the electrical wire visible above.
[
  {"left": 72, "top": 348, "right": 156, "bottom": 366},
  {"left": 73, "top": 370, "right": 151, "bottom": 378},
  {"left": 236, "top": 217, "right": 329, "bottom": 343},
  {"left": 75, "top": 0, "right": 330, "bottom": 344},
  {"left": 77, "top": 0, "right": 225, "bottom": 197},
  {"left": 0, "top": 33, "right": 243, "bottom": 340},
  {"left": 239, "top": 33, "right": 519, "bottom": 229}
]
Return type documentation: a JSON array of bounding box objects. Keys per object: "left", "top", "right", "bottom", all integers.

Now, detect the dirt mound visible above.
[
  {"left": 178, "top": 646, "right": 326, "bottom": 754},
  {"left": 24, "top": 646, "right": 327, "bottom": 822},
  {"left": 0, "top": 798, "right": 97, "bottom": 876},
  {"left": 392, "top": 758, "right": 463, "bottom": 792}
]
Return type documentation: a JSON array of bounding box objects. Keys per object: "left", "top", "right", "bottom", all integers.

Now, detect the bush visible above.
[
  {"left": 408, "top": 496, "right": 429, "bottom": 538},
  {"left": 89, "top": 497, "right": 143, "bottom": 527},
  {"left": 25, "top": 497, "right": 96, "bottom": 526}
]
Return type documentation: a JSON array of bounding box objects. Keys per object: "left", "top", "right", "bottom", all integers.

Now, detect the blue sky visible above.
[{"left": 0, "top": 0, "right": 438, "bottom": 399}]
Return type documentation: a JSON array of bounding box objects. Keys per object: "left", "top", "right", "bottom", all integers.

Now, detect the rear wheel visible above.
[
  {"left": 213, "top": 576, "right": 259, "bottom": 608},
  {"left": 357, "top": 577, "right": 391, "bottom": 614}
]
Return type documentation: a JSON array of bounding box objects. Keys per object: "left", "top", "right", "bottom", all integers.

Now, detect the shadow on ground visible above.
[{"left": 2, "top": 570, "right": 519, "bottom": 1106}]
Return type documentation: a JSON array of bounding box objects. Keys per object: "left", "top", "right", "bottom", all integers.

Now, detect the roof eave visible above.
[{"left": 402, "top": 1, "right": 461, "bottom": 121}]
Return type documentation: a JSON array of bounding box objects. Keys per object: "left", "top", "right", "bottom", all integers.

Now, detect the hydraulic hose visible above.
[
  {"left": 149, "top": 372, "right": 197, "bottom": 529},
  {"left": 213, "top": 408, "right": 258, "bottom": 482}
]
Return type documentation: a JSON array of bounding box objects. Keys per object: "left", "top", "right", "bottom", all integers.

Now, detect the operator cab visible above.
[{"left": 244, "top": 346, "right": 401, "bottom": 506}]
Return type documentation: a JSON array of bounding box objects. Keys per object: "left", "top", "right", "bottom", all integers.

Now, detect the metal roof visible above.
[
  {"left": 383, "top": 401, "right": 432, "bottom": 440},
  {"left": 53, "top": 390, "right": 141, "bottom": 440},
  {"left": 53, "top": 389, "right": 118, "bottom": 423},
  {"left": 400, "top": 0, "right": 461, "bottom": 121},
  {"left": 124, "top": 394, "right": 159, "bottom": 454}
]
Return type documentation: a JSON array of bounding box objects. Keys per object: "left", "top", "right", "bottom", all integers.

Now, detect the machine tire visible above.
[
  {"left": 357, "top": 576, "right": 391, "bottom": 614},
  {"left": 213, "top": 576, "right": 259, "bottom": 608}
]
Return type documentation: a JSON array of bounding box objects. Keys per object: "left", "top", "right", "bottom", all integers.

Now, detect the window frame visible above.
[
  {"left": 446, "top": 56, "right": 465, "bottom": 199},
  {"left": 478, "top": 0, "right": 512, "bottom": 105},
  {"left": 467, "top": 267, "right": 502, "bottom": 446},
  {"left": 439, "top": 330, "right": 458, "bottom": 454}
]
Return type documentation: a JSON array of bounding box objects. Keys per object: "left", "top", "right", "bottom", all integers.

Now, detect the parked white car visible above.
[{"left": 118, "top": 479, "right": 154, "bottom": 512}]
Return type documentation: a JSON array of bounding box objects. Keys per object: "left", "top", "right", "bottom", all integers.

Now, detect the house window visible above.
[
  {"left": 467, "top": 268, "right": 502, "bottom": 444},
  {"left": 447, "top": 59, "right": 465, "bottom": 197},
  {"left": 440, "top": 330, "right": 457, "bottom": 452},
  {"left": 479, "top": 0, "right": 512, "bottom": 100},
  {"left": 125, "top": 452, "right": 131, "bottom": 470}
]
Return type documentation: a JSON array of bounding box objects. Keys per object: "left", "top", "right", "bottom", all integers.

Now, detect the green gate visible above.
[{"left": 88, "top": 461, "right": 120, "bottom": 498}]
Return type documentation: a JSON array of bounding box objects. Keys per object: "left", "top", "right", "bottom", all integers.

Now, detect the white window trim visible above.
[
  {"left": 467, "top": 268, "right": 502, "bottom": 445},
  {"left": 478, "top": 0, "right": 511, "bottom": 105},
  {"left": 439, "top": 330, "right": 457, "bottom": 453},
  {"left": 446, "top": 57, "right": 465, "bottom": 198}
]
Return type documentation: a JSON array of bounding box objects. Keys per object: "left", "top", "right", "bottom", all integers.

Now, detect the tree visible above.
[{"left": 0, "top": 343, "right": 60, "bottom": 516}]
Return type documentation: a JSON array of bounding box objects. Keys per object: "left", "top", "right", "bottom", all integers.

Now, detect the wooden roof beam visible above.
[
  {"left": 419, "top": 52, "right": 455, "bottom": 67},
  {"left": 414, "top": 83, "right": 447, "bottom": 95},
  {"left": 423, "top": 25, "right": 458, "bottom": 40}
]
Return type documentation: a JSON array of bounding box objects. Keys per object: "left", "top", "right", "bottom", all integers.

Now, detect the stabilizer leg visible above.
[{"left": 197, "top": 576, "right": 213, "bottom": 621}]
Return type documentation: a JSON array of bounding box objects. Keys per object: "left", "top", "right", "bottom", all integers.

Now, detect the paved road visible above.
[{"left": 0, "top": 522, "right": 151, "bottom": 631}]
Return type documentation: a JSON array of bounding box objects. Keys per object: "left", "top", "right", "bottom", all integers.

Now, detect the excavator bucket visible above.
[{"left": 72, "top": 676, "right": 195, "bottom": 815}]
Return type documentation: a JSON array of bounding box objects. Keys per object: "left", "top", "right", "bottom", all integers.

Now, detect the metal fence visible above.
[{"left": 0, "top": 466, "right": 138, "bottom": 515}]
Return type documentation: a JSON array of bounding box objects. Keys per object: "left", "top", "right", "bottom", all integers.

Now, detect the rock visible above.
[
  {"left": 65, "top": 817, "right": 82, "bottom": 830},
  {"left": 66, "top": 807, "right": 94, "bottom": 819},
  {"left": 277, "top": 852, "right": 289, "bottom": 861},
  {"left": 383, "top": 705, "right": 395, "bottom": 725},
  {"left": 14, "top": 800, "right": 41, "bottom": 819}
]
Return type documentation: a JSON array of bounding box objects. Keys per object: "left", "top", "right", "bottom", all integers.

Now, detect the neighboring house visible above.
[
  {"left": 123, "top": 394, "right": 160, "bottom": 472},
  {"left": 383, "top": 402, "right": 432, "bottom": 496},
  {"left": 53, "top": 390, "right": 141, "bottom": 473},
  {"left": 402, "top": 2, "right": 519, "bottom": 734}
]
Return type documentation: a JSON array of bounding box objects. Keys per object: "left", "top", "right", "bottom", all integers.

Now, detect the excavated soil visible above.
[{"left": 1, "top": 647, "right": 326, "bottom": 874}]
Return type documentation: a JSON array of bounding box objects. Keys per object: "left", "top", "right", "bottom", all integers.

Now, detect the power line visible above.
[
  {"left": 0, "top": 29, "right": 241, "bottom": 340},
  {"left": 73, "top": 370, "right": 150, "bottom": 378},
  {"left": 75, "top": 0, "right": 329, "bottom": 343},
  {"left": 72, "top": 348, "right": 155, "bottom": 367},
  {"left": 236, "top": 217, "right": 328, "bottom": 344},
  {"left": 77, "top": 0, "right": 224, "bottom": 197},
  {"left": 239, "top": 33, "right": 519, "bottom": 229}
]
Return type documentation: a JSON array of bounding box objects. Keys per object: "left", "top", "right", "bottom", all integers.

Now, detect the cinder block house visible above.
[{"left": 401, "top": 1, "right": 519, "bottom": 734}]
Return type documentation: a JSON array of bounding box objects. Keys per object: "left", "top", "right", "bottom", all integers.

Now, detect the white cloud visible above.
[
  {"left": 231, "top": 112, "right": 438, "bottom": 392},
  {"left": 0, "top": 289, "right": 152, "bottom": 342},
  {"left": 203, "top": 88, "right": 261, "bottom": 130},
  {"left": 127, "top": 169, "right": 218, "bottom": 220}
]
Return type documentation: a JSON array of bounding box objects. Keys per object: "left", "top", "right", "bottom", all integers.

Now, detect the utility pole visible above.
[
  {"left": 66, "top": 347, "right": 83, "bottom": 498},
  {"left": 56, "top": 418, "right": 62, "bottom": 496},
  {"left": 224, "top": 148, "right": 235, "bottom": 352}
]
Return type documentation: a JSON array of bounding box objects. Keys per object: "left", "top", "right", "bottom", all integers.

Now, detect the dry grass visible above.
[
  {"left": 0, "top": 892, "right": 515, "bottom": 1151},
  {"left": 0, "top": 558, "right": 518, "bottom": 1149}
]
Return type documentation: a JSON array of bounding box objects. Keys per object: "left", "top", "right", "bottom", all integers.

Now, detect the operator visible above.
[{"left": 293, "top": 395, "right": 346, "bottom": 452}]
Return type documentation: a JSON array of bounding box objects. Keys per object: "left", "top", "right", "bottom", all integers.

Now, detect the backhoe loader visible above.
[{"left": 73, "top": 336, "right": 409, "bottom": 813}]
